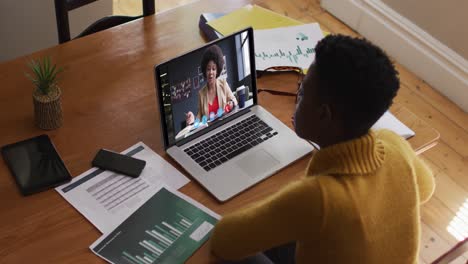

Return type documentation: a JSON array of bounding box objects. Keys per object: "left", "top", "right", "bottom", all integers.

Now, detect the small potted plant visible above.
[{"left": 26, "top": 56, "right": 64, "bottom": 130}]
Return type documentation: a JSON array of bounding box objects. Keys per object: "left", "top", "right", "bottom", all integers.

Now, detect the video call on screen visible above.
[{"left": 159, "top": 31, "right": 254, "bottom": 146}]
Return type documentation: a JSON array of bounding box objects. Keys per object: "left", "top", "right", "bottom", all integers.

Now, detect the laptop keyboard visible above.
[{"left": 184, "top": 115, "right": 278, "bottom": 171}]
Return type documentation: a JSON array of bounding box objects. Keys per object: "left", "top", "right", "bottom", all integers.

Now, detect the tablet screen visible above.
[{"left": 1, "top": 135, "right": 71, "bottom": 195}]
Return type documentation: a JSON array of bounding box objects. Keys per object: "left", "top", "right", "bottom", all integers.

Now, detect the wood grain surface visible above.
[{"left": 0, "top": 0, "right": 441, "bottom": 263}]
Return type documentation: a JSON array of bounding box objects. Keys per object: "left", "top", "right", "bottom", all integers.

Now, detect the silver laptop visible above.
[{"left": 154, "top": 28, "right": 313, "bottom": 202}]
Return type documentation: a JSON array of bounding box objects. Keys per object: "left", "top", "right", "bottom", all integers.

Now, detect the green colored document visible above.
[{"left": 91, "top": 186, "right": 220, "bottom": 264}]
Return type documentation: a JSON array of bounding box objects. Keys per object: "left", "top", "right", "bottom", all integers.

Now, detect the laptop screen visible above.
[{"left": 155, "top": 28, "right": 257, "bottom": 148}]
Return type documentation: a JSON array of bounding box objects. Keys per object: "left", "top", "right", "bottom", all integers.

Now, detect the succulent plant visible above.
[{"left": 26, "top": 56, "right": 63, "bottom": 95}]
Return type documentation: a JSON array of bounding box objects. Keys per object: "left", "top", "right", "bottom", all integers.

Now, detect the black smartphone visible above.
[{"left": 92, "top": 149, "right": 146, "bottom": 178}]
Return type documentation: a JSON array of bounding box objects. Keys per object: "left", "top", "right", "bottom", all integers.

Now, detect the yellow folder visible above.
[{"left": 207, "top": 4, "right": 303, "bottom": 36}]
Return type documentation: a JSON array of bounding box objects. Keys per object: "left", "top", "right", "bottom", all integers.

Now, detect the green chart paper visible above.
[{"left": 91, "top": 187, "right": 219, "bottom": 264}]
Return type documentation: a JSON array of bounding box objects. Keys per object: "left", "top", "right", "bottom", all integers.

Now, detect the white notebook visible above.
[{"left": 371, "top": 111, "right": 415, "bottom": 139}]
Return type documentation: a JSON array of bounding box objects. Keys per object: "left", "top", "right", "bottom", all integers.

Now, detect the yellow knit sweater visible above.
[{"left": 211, "top": 130, "right": 435, "bottom": 263}]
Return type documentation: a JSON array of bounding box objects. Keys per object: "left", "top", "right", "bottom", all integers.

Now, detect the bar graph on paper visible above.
[
  {"left": 126, "top": 213, "right": 196, "bottom": 264},
  {"left": 91, "top": 187, "right": 219, "bottom": 264}
]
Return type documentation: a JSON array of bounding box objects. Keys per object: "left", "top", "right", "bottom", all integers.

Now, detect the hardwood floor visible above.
[{"left": 114, "top": 1, "right": 468, "bottom": 263}]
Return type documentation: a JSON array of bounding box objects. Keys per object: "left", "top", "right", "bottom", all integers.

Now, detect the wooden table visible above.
[{"left": 0, "top": 0, "right": 439, "bottom": 263}]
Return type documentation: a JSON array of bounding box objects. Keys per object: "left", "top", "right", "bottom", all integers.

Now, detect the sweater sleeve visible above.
[
  {"left": 210, "top": 178, "right": 324, "bottom": 261},
  {"left": 413, "top": 156, "right": 435, "bottom": 204}
]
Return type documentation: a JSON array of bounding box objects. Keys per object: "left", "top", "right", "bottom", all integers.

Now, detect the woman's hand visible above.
[{"left": 185, "top": 111, "right": 195, "bottom": 125}]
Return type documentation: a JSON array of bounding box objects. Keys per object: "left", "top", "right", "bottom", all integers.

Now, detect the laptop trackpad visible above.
[{"left": 236, "top": 149, "right": 279, "bottom": 178}]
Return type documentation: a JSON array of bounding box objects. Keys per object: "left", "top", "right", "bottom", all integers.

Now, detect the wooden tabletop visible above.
[{"left": 0, "top": 0, "right": 439, "bottom": 263}]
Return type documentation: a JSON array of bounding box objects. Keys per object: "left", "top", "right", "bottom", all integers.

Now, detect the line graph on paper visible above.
[
  {"left": 254, "top": 23, "right": 324, "bottom": 71},
  {"left": 255, "top": 46, "right": 315, "bottom": 65}
]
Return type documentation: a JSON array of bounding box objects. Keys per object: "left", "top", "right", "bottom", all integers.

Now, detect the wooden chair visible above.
[
  {"left": 54, "top": 0, "right": 155, "bottom": 44},
  {"left": 431, "top": 237, "right": 468, "bottom": 264}
]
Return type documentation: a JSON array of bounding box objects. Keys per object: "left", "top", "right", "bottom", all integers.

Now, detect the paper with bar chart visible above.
[
  {"left": 254, "top": 23, "right": 324, "bottom": 71},
  {"left": 56, "top": 142, "right": 189, "bottom": 234},
  {"left": 91, "top": 186, "right": 220, "bottom": 264}
]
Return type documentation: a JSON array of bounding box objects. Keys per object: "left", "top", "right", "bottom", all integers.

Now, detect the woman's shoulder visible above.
[
  {"left": 217, "top": 78, "right": 227, "bottom": 85},
  {"left": 375, "top": 129, "right": 413, "bottom": 152},
  {"left": 199, "top": 84, "right": 208, "bottom": 95},
  {"left": 217, "top": 78, "right": 230, "bottom": 90}
]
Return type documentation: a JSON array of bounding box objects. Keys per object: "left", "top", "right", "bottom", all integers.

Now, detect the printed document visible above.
[
  {"left": 91, "top": 185, "right": 219, "bottom": 264},
  {"left": 255, "top": 23, "right": 324, "bottom": 71},
  {"left": 207, "top": 4, "right": 302, "bottom": 36},
  {"left": 56, "top": 142, "right": 190, "bottom": 234}
]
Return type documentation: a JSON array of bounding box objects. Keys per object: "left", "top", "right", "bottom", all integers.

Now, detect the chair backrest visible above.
[
  {"left": 54, "top": 0, "right": 155, "bottom": 44},
  {"left": 431, "top": 237, "right": 468, "bottom": 264}
]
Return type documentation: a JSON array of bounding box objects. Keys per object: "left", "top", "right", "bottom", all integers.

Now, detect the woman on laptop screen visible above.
[{"left": 185, "top": 45, "right": 237, "bottom": 126}]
